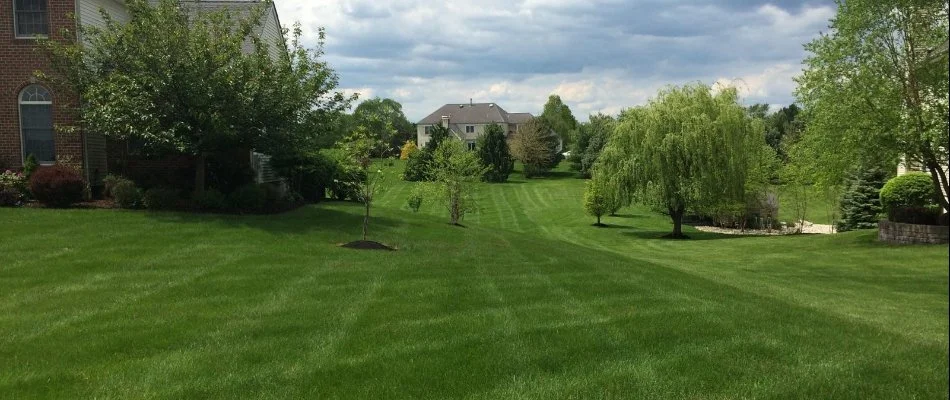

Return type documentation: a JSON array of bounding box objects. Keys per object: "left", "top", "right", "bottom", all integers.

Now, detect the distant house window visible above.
[
  {"left": 424, "top": 126, "right": 432, "bottom": 135},
  {"left": 465, "top": 125, "right": 475, "bottom": 133},
  {"left": 14, "top": 0, "right": 49, "bottom": 38},
  {"left": 467, "top": 141, "right": 476, "bottom": 151},
  {"left": 19, "top": 85, "right": 55, "bottom": 164}
]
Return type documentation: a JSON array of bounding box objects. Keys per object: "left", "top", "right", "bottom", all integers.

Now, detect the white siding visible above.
[
  {"left": 78, "top": 0, "right": 130, "bottom": 31},
  {"left": 260, "top": 7, "right": 285, "bottom": 60}
]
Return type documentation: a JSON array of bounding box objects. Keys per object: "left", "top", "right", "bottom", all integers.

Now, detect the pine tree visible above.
[
  {"left": 477, "top": 123, "right": 513, "bottom": 182},
  {"left": 836, "top": 168, "right": 889, "bottom": 232}
]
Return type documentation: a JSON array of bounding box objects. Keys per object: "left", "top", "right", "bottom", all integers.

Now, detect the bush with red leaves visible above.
[{"left": 29, "top": 165, "right": 86, "bottom": 207}]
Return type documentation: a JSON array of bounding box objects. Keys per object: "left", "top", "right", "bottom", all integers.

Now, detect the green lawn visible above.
[
  {"left": 776, "top": 184, "right": 839, "bottom": 226},
  {"left": 1, "top": 162, "right": 947, "bottom": 399}
]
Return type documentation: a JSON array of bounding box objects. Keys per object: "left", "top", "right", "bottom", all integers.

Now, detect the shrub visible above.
[
  {"left": 207, "top": 153, "right": 255, "bottom": 194},
  {"left": 407, "top": 186, "right": 424, "bottom": 212},
  {"left": 226, "top": 183, "right": 266, "bottom": 212},
  {"left": 880, "top": 173, "right": 940, "bottom": 224},
  {"left": 323, "top": 149, "right": 365, "bottom": 201},
  {"left": 102, "top": 174, "right": 124, "bottom": 198},
  {"left": 0, "top": 187, "right": 21, "bottom": 207},
  {"left": 22, "top": 154, "right": 38, "bottom": 179},
  {"left": 271, "top": 151, "right": 336, "bottom": 202},
  {"left": 194, "top": 188, "right": 227, "bottom": 211},
  {"left": 143, "top": 187, "right": 180, "bottom": 210},
  {"left": 399, "top": 140, "right": 418, "bottom": 160},
  {"left": 111, "top": 178, "right": 143, "bottom": 209},
  {"left": 403, "top": 148, "right": 430, "bottom": 182},
  {"left": 837, "top": 168, "right": 888, "bottom": 232},
  {"left": 0, "top": 170, "right": 27, "bottom": 207},
  {"left": 29, "top": 165, "right": 85, "bottom": 207}
]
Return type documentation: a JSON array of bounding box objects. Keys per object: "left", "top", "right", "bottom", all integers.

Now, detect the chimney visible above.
[
  {"left": 470, "top": 98, "right": 473, "bottom": 106},
  {"left": 441, "top": 115, "right": 450, "bottom": 128}
]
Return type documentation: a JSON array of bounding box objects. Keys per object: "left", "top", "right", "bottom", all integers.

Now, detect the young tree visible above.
[
  {"left": 476, "top": 123, "right": 514, "bottom": 182},
  {"left": 340, "top": 128, "right": 383, "bottom": 241},
  {"left": 541, "top": 94, "right": 578, "bottom": 147},
  {"left": 40, "top": 0, "right": 354, "bottom": 194},
  {"left": 796, "top": 0, "right": 949, "bottom": 212},
  {"left": 596, "top": 84, "right": 767, "bottom": 238},
  {"left": 584, "top": 178, "right": 609, "bottom": 226},
  {"left": 428, "top": 140, "right": 486, "bottom": 225},
  {"left": 510, "top": 118, "right": 560, "bottom": 178}
]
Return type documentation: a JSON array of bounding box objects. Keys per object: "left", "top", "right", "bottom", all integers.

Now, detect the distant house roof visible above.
[
  {"left": 507, "top": 113, "right": 533, "bottom": 124},
  {"left": 418, "top": 103, "right": 534, "bottom": 125}
]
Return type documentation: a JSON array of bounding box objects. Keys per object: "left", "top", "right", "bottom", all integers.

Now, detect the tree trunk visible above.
[
  {"left": 362, "top": 200, "right": 370, "bottom": 241},
  {"left": 194, "top": 153, "right": 207, "bottom": 196},
  {"left": 669, "top": 206, "right": 685, "bottom": 238},
  {"left": 923, "top": 155, "right": 949, "bottom": 213},
  {"left": 596, "top": 215, "right": 601, "bottom": 225}
]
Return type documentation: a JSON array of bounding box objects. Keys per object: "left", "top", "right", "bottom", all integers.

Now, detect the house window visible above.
[
  {"left": 424, "top": 125, "right": 432, "bottom": 135},
  {"left": 14, "top": 0, "right": 49, "bottom": 38},
  {"left": 467, "top": 141, "right": 476, "bottom": 151},
  {"left": 19, "top": 85, "right": 55, "bottom": 164},
  {"left": 465, "top": 125, "right": 475, "bottom": 133}
]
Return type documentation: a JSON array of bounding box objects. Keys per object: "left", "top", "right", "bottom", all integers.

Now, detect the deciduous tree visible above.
[
  {"left": 795, "top": 0, "right": 949, "bottom": 211},
  {"left": 596, "top": 84, "right": 767, "bottom": 238},
  {"left": 510, "top": 118, "right": 560, "bottom": 178},
  {"left": 352, "top": 98, "right": 415, "bottom": 156},
  {"left": 40, "top": 0, "right": 354, "bottom": 194},
  {"left": 428, "top": 140, "right": 486, "bottom": 225},
  {"left": 541, "top": 94, "right": 578, "bottom": 147}
]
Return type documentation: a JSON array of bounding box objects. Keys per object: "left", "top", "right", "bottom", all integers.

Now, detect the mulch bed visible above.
[
  {"left": 340, "top": 241, "right": 396, "bottom": 251},
  {"left": 22, "top": 199, "right": 116, "bottom": 209}
]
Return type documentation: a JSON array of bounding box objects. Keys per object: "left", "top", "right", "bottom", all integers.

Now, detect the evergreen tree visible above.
[
  {"left": 837, "top": 168, "right": 889, "bottom": 232},
  {"left": 476, "top": 123, "right": 514, "bottom": 182}
]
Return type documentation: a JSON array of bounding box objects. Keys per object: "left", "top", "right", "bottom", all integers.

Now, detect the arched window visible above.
[
  {"left": 19, "top": 85, "right": 55, "bottom": 164},
  {"left": 14, "top": 0, "right": 49, "bottom": 38}
]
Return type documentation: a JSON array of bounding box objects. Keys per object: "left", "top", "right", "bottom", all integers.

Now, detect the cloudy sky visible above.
[{"left": 272, "top": 0, "right": 836, "bottom": 122}]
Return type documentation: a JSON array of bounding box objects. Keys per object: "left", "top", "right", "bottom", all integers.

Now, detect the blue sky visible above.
[{"left": 273, "top": 0, "right": 836, "bottom": 122}]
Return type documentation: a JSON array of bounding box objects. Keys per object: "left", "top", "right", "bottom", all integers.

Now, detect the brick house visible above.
[{"left": 0, "top": 0, "right": 284, "bottom": 187}]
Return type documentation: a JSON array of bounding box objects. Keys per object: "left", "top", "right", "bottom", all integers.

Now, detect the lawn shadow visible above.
[
  {"left": 620, "top": 229, "right": 760, "bottom": 241},
  {"left": 143, "top": 202, "right": 407, "bottom": 235},
  {"left": 607, "top": 213, "right": 650, "bottom": 220}
]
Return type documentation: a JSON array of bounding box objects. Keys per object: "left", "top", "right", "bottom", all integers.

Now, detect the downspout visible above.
[{"left": 75, "top": 0, "right": 91, "bottom": 184}]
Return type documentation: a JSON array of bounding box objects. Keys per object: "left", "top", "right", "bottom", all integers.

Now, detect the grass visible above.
[
  {"left": 776, "top": 184, "right": 839, "bottom": 226},
  {"left": 1, "top": 161, "right": 947, "bottom": 399}
]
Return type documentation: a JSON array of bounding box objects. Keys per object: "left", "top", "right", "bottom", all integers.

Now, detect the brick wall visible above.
[{"left": 0, "top": 0, "right": 83, "bottom": 171}]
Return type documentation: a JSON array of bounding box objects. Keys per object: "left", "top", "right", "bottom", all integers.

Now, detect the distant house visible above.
[
  {"left": 0, "top": 0, "right": 284, "bottom": 187},
  {"left": 417, "top": 102, "right": 560, "bottom": 151}
]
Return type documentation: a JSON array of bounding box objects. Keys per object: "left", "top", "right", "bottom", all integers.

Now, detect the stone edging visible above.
[{"left": 878, "top": 220, "right": 949, "bottom": 245}]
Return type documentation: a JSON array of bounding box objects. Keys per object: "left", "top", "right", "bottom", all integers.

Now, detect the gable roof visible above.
[
  {"left": 418, "top": 103, "right": 536, "bottom": 125},
  {"left": 507, "top": 113, "right": 533, "bottom": 124}
]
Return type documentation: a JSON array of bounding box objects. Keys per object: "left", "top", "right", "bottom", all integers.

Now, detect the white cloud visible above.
[{"left": 270, "top": 0, "right": 837, "bottom": 121}]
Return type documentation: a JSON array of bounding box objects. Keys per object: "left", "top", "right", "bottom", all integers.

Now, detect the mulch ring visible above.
[{"left": 340, "top": 241, "right": 397, "bottom": 251}]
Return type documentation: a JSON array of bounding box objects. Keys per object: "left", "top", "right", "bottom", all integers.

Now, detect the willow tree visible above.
[
  {"left": 595, "top": 84, "right": 767, "bottom": 238},
  {"left": 795, "top": 0, "right": 949, "bottom": 211}
]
